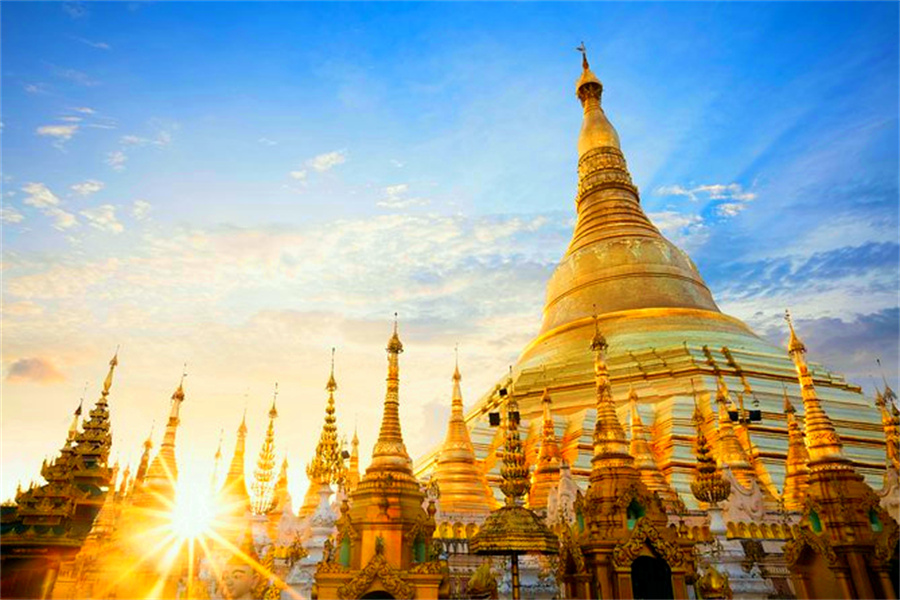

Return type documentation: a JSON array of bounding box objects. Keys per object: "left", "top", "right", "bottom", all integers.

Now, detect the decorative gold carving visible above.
[
  {"left": 336, "top": 552, "right": 415, "bottom": 600},
  {"left": 611, "top": 517, "right": 687, "bottom": 569},
  {"left": 783, "top": 526, "right": 840, "bottom": 569}
]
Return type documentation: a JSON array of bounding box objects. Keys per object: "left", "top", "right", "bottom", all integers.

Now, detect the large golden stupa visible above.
[{"left": 414, "top": 51, "right": 886, "bottom": 508}]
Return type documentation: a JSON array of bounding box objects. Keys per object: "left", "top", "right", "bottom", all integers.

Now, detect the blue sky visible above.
[{"left": 2, "top": 2, "right": 898, "bottom": 502}]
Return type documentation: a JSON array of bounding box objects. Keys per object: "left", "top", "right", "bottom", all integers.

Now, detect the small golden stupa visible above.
[{"left": 314, "top": 318, "right": 447, "bottom": 600}]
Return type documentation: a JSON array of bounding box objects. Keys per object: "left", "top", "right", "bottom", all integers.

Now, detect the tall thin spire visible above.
[
  {"left": 784, "top": 310, "right": 844, "bottom": 463},
  {"left": 589, "top": 314, "right": 631, "bottom": 468},
  {"left": 306, "top": 352, "right": 343, "bottom": 486},
  {"left": 347, "top": 425, "right": 360, "bottom": 491},
  {"left": 433, "top": 351, "right": 495, "bottom": 514},
  {"left": 366, "top": 315, "right": 413, "bottom": 478},
  {"left": 629, "top": 386, "right": 681, "bottom": 510},
  {"left": 220, "top": 410, "right": 250, "bottom": 514},
  {"left": 251, "top": 384, "right": 279, "bottom": 515},
  {"left": 529, "top": 388, "right": 562, "bottom": 511},
  {"left": 713, "top": 375, "right": 755, "bottom": 488},
  {"left": 141, "top": 369, "right": 186, "bottom": 497},
  {"left": 211, "top": 429, "right": 224, "bottom": 493},
  {"left": 134, "top": 426, "right": 153, "bottom": 486},
  {"left": 67, "top": 398, "right": 84, "bottom": 442},
  {"left": 781, "top": 385, "right": 810, "bottom": 511}
]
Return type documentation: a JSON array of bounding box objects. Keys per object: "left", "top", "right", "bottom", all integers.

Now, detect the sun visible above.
[{"left": 169, "top": 479, "right": 216, "bottom": 542}]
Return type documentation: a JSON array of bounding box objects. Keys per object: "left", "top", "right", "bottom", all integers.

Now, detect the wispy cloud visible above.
[
  {"left": 23, "top": 83, "right": 48, "bottom": 95},
  {"left": 258, "top": 137, "right": 278, "bottom": 146},
  {"left": 132, "top": 199, "right": 152, "bottom": 220},
  {"left": 655, "top": 182, "right": 757, "bottom": 217},
  {"left": 289, "top": 170, "right": 307, "bottom": 181},
  {"left": 73, "top": 36, "right": 111, "bottom": 50},
  {"left": 61, "top": 2, "right": 87, "bottom": 19},
  {"left": 80, "top": 204, "right": 124, "bottom": 234},
  {"left": 36, "top": 124, "right": 79, "bottom": 149},
  {"left": 70, "top": 107, "right": 96, "bottom": 115},
  {"left": 70, "top": 179, "right": 104, "bottom": 197},
  {"left": 647, "top": 210, "right": 708, "bottom": 251},
  {"left": 376, "top": 184, "right": 430, "bottom": 210},
  {"left": 21, "top": 183, "right": 78, "bottom": 230},
  {"left": 6, "top": 358, "right": 65, "bottom": 384},
  {"left": 307, "top": 150, "right": 347, "bottom": 172},
  {"left": 106, "top": 151, "right": 128, "bottom": 171},
  {"left": 1, "top": 207, "right": 25, "bottom": 224},
  {"left": 49, "top": 64, "right": 99, "bottom": 87}
]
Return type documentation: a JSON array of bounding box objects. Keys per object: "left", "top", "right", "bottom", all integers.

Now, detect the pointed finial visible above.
[
  {"left": 215, "top": 428, "right": 224, "bottom": 460},
  {"left": 877, "top": 358, "right": 897, "bottom": 403},
  {"left": 172, "top": 363, "right": 187, "bottom": 401},
  {"left": 387, "top": 312, "right": 404, "bottom": 353},
  {"left": 576, "top": 41, "right": 588, "bottom": 69},
  {"left": 239, "top": 407, "right": 248, "bottom": 435},
  {"left": 102, "top": 347, "right": 119, "bottom": 397},
  {"left": 782, "top": 383, "right": 795, "bottom": 413},
  {"left": 784, "top": 309, "right": 806, "bottom": 354},
  {"left": 144, "top": 423, "right": 154, "bottom": 450},
  {"left": 269, "top": 383, "right": 279, "bottom": 419},
  {"left": 327, "top": 348, "right": 338, "bottom": 392},
  {"left": 453, "top": 344, "right": 461, "bottom": 382},
  {"left": 590, "top": 304, "right": 607, "bottom": 352}
]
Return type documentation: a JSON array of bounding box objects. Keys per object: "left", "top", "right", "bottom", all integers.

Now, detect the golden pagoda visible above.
[
  {"left": 781, "top": 386, "right": 810, "bottom": 511},
  {"left": 414, "top": 47, "right": 888, "bottom": 520},
  {"left": 346, "top": 427, "right": 361, "bottom": 492},
  {"left": 431, "top": 353, "right": 496, "bottom": 517},
  {"left": 251, "top": 387, "right": 280, "bottom": 516},
  {"left": 564, "top": 318, "right": 696, "bottom": 600},
  {"left": 629, "top": 385, "right": 684, "bottom": 512},
  {"left": 300, "top": 349, "right": 345, "bottom": 519},
  {"left": 1, "top": 353, "right": 118, "bottom": 600},
  {"left": 315, "top": 319, "right": 447, "bottom": 600},
  {"left": 781, "top": 313, "right": 898, "bottom": 599},
  {"left": 528, "top": 388, "right": 562, "bottom": 512}
]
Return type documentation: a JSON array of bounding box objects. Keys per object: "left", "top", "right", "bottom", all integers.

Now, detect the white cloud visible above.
[
  {"left": 71, "top": 107, "right": 96, "bottom": 115},
  {"left": 59, "top": 116, "right": 83, "bottom": 123},
  {"left": 80, "top": 204, "right": 123, "bottom": 234},
  {"left": 21, "top": 183, "right": 78, "bottom": 230},
  {"left": 289, "top": 170, "right": 308, "bottom": 181},
  {"left": 390, "top": 159, "right": 405, "bottom": 168},
  {"left": 70, "top": 180, "right": 104, "bottom": 197},
  {"left": 307, "top": 150, "right": 347, "bottom": 172},
  {"left": 106, "top": 151, "right": 128, "bottom": 171},
  {"left": 654, "top": 182, "right": 757, "bottom": 217},
  {"left": 24, "top": 83, "right": 48, "bottom": 95},
  {"left": 376, "top": 184, "right": 430, "bottom": 210},
  {"left": 1, "top": 207, "right": 25, "bottom": 224},
  {"left": 120, "top": 125, "right": 175, "bottom": 148},
  {"left": 36, "top": 124, "right": 79, "bottom": 148},
  {"left": 51, "top": 65, "right": 99, "bottom": 87},
  {"left": 74, "top": 37, "right": 111, "bottom": 50},
  {"left": 258, "top": 137, "right": 278, "bottom": 146},
  {"left": 132, "top": 200, "right": 152, "bottom": 220},
  {"left": 648, "top": 210, "right": 709, "bottom": 250}
]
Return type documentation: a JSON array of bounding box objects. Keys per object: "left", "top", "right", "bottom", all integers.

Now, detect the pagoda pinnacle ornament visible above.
[
  {"left": 589, "top": 313, "right": 631, "bottom": 466},
  {"left": 529, "top": 387, "right": 562, "bottom": 511},
  {"left": 306, "top": 350, "right": 344, "bottom": 487},
  {"left": 220, "top": 410, "right": 250, "bottom": 515},
  {"left": 629, "top": 385, "right": 682, "bottom": 511},
  {"left": 139, "top": 368, "right": 186, "bottom": 500},
  {"left": 784, "top": 310, "right": 844, "bottom": 463},
  {"left": 690, "top": 399, "right": 730, "bottom": 507},
  {"left": 781, "top": 385, "right": 810, "bottom": 511},
  {"left": 251, "top": 384, "right": 279, "bottom": 515},
  {"left": 432, "top": 348, "right": 495, "bottom": 514}
]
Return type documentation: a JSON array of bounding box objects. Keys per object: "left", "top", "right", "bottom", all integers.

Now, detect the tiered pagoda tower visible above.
[
  {"left": 1, "top": 354, "right": 118, "bottom": 600},
  {"left": 315, "top": 321, "right": 447, "bottom": 600}
]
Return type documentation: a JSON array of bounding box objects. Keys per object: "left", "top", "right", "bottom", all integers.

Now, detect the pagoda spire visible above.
[
  {"left": 781, "top": 385, "right": 810, "bottom": 511},
  {"left": 211, "top": 429, "right": 224, "bottom": 493},
  {"left": 529, "top": 388, "right": 562, "bottom": 511},
  {"left": 690, "top": 397, "right": 730, "bottom": 507},
  {"left": 220, "top": 411, "right": 250, "bottom": 515},
  {"left": 432, "top": 350, "right": 495, "bottom": 514},
  {"left": 713, "top": 375, "right": 756, "bottom": 488},
  {"left": 306, "top": 349, "right": 344, "bottom": 486},
  {"left": 365, "top": 315, "right": 414, "bottom": 478},
  {"left": 629, "top": 386, "right": 681, "bottom": 510},
  {"left": 589, "top": 315, "right": 631, "bottom": 470},
  {"left": 134, "top": 426, "right": 153, "bottom": 487},
  {"left": 67, "top": 397, "right": 83, "bottom": 442},
  {"left": 141, "top": 370, "right": 186, "bottom": 498},
  {"left": 499, "top": 389, "right": 530, "bottom": 506},
  {"left": 784, "top": 310, "right": 844, "bottom": 463},
  {"left": 346, "top": 425, "right": 360, "bottom": 491},
  {"left": 251, "top": 384, "right": 279, "bottom": 515},
  {"left": 301, "top": 350, "right": 345, "bottom": 517},
  {"left": 875, "top": 385, "right": 899, "bottom": 471}
]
